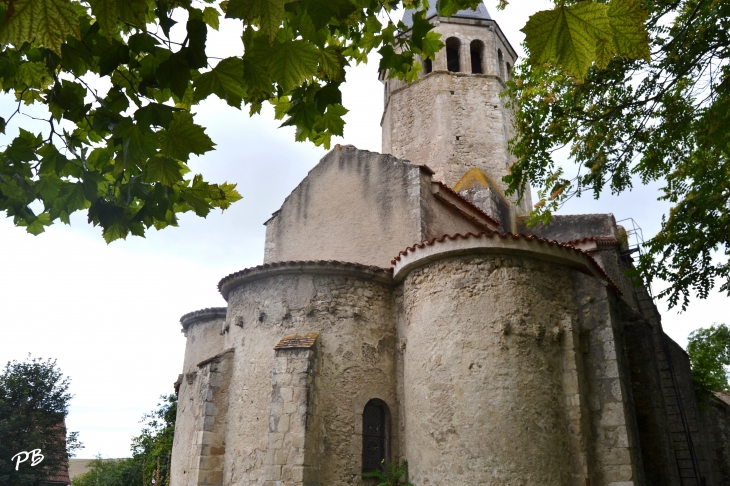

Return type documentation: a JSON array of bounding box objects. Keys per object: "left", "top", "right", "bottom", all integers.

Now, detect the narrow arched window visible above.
[
  {"left": 446, "top": 37, "right": 461, "bottom": 73},
  {"left": 498, "top": 49, "right": 504, "bottom": 79},
  {"left": 362, "top": 400, "right": 388, "bottom": 473},
  {"left": 470, "top": 40, "right": 484, "bottom": 74},
  {"left": 423, "top": 58, "right": 432, "bottom": 74},
  {"left": 506, "top": 62, "right": 511, "bottom": 79}
]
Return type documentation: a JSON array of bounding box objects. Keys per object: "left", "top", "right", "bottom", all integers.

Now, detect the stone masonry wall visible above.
[
  {"left": 172, "top": 317, "right": 228, "bottom": 486},
  {"left": 400, "top": 254, "right": 577, "bottom": 485},
  {"left": 264, "top": 346, "right": 318, "bottom": 485},
  {"left": 699, "top": 394, "right": 730, "bottom": 485},
  {"left": 219, "top": 269, "right": 397, "bottom": 485},
  {"left": 572, "top": 272, "right": 645, "bottom": 486},
  {"left": 665, "top": 337, "right": 714, "bottom": 485},
  {"left": 263, "top": 146, "right": 423, "bottom": 268},
  {"left": 172, "top": 348, "right": 234, "bottom": 486},
  {"left": 621, "top": 305, "right": 682, "bottom": 486}
]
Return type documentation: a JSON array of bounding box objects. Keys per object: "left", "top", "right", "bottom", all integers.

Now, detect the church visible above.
[{"left": 169, "top": 4, "right": 730, "bottom": 485}]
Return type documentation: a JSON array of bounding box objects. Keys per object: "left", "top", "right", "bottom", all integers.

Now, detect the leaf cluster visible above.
[
  {"left": 0, "top": 0, "right": 465, "bottom": 241},
  {"left": 687, "top": 324, "right": 730, "bottom": 395},
  {"left": 0, "top": 355, "right": 82, "bottom": 486},
  {"left": 506, "top": 0, "right": 730, "bottom": 309},
  {"left": 362, "top": 459, "right": 413, "bottom": 486}
]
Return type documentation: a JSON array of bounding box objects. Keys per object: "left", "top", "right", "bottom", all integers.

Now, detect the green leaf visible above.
[
  {"left": 420, "top": 31, "right": 444, "bottom": 60},
  {"left": 0, "top": 0, "right": 81, "bottom": 54},
  {"left": 202, "top": 6, "right": 220, "bottom": 30},
  {"left": 269, "top": 40, "right": 319, "bottom": 92},
  {"left": 117, "top": 0, "right": 148, "bottom": 27},
  {"left": 226, "top": 0, "right": 291, "bottom": 40},
  {"left": 318, "top": 46, "right": 345, "bottom": 82},
  {"left": 26, "top": 213, "right": 51, "bottom": 235},
  {"left": 522, "top": 2, "right": 611, "bottom": 79},
  {"left": 608, "top": 0, "right": 650, "bottom": 62},
  {"left": 159, "top": 111, "right": 215, "bottom": 161},
  {"left": 88, "top": 0, "right": 119, "bottom": 40},
  {"left": 145, "top": 157, "right": 185, "bottom": 185},
  {"left": 194, "top": 57, "right": 246, "bottom": 107}
]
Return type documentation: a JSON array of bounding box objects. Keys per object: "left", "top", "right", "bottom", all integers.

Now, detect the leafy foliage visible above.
[
  {"left": 522, "top": 0, "right": 649, "bottom": 79},
  {"left": 506, "top": 0, "right": 729, "bottom": 309},
  {"left": 687, "top": 324, "right": 730, "bottom": 395},
  {"left": 0, "top": 0, "right": 650, "bottom": 242},
  {"left": 71, "top": 457, "right": 142, "bottom": 486},
  {"left": 362, "top": 459, "right": 413, "bottom": 486},
  {"left": 0, "top": 355, "right": 82, "bottom": 486},
  {"left": 72, "top": 394, "right": 176, "bottom": 486}
]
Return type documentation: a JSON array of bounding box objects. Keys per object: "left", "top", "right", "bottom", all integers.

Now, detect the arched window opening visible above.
[
  {"left": 362, "top": 400, "right": 388, "bottom": 473},
  {"left": 506, "top": 62, "right": 511, "bottom": 79},
  {"left": 498, "top": 49, "right": 504, "bottom": 79},
  {"left": 446, "top": 37, "right": 461, "bottom": 73},
  {"left": 423, "top": 58, "right": 432, "bottom": 74},
  {"left": 470, "top": 40, "right": 484, "bottom": 74}
]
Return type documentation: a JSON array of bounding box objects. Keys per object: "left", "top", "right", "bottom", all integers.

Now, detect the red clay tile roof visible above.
[
  {"left": 218, "top": 260, "right": 393, "bottom": 299},
  {"left": 564, "top": 236, "right": 620, "bottom": 247},
  {"left": 391, "top": 231, "right": 623, "bottom": 295},
  {"left": 180, "top": 307, "right": 227, "bottom": 330}
]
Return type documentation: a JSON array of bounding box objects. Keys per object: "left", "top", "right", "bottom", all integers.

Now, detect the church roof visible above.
[{"left": 402, "top": 2, "right": 491, "bottom": 28}]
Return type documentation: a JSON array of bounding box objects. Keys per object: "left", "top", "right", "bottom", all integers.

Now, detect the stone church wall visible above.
[
  {"left": 215, "top": 265, "right": 398, "bottom": 485},
  {"left": 700, "top": 394, "right": 730, "bottom": 485},
  {"left": 263, "top": 147, "right": 424, "bottom": 268},
  {"left": 399, "top": 254, "right": 579, "bottom": 485}
]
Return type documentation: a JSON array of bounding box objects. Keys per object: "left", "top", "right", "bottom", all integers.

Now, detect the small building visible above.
[{"left": 170, "top": 4, "right": 730, "bottom": 485}]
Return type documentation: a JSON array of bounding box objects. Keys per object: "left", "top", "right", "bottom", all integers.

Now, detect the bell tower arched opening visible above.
[
  {"left": 471, "top": 40, "right": 484, "bottom": 74},
  {"left": 446, "top": 37, "right": 461, "bottom": 72}
]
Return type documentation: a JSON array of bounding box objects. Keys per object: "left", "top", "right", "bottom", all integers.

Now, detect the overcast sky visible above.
[{"left": 1, "top": 1, "right": 727, "bottom": 459}]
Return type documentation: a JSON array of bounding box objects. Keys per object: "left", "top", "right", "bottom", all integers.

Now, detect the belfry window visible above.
[
  {"left": 446, "top": 37, "right": 461, "bottom": 73},
  {"left": 506, "top": 62, "right": 512, "bottom": 80},
  {"left": 362, "top": 400, "right": 388, "bottom": 472},
  {"left": 470, "top": 40, "right": 484, "bottom": 74},
  {"left": 498, "top": 49, "right": 504, "bottom": 79},
  {"left": 423, "top": 58, "right": 432, "bottom": 74}
]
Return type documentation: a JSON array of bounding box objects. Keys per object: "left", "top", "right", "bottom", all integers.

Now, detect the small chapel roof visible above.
[{"left": 402, "top": 2, "right": 491, "bottom": 28}]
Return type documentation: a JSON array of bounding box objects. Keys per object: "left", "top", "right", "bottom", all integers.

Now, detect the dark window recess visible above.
[
  {"left": 423, "top": 59, "right": 432, "bottom": 74},
  {"left": 498, "top": 49, "right": 504, "bottom": 79},
  {"left": 446, "top": 37, "right": 461, "bottom": 72},
  {"left": 362, "top": 401, "right": 387, "bottom": 472},
  {"left": 470, "top": 40, "right": 484, "bottom": 74}
]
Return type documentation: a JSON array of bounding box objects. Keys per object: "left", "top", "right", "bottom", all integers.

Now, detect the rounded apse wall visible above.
[
  {"left": 400, "top": 254, "right": 575, "bottom": 485},
  {"left": 218, "top": 263, "right": 399, "bottom": 484}
]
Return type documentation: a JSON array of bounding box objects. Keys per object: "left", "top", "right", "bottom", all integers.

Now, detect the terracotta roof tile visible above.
[
  {"left": 391, "top": 231, "right": 623, "bottom": 295},
  {"left": 564, "top": 236, "right": 620, "bottom": 247},
  {"left": 180, "top": 307, "right": 227, "bottom": 330},
  {"left": 218, "top": 260, "right": 393, "bottom": 299}
]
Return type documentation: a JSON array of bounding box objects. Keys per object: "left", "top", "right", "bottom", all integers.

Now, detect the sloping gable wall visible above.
[
  {"left": 263, "top": 145, "right": 488, "bottom": 268},
  {"left": 264, "top": 146, "right": 424, "bottom": 267}
]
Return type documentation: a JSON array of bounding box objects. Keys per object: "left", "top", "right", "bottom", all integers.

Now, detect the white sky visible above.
[{"left": 0, "top": 1, "right": 726, "bottom": 458}]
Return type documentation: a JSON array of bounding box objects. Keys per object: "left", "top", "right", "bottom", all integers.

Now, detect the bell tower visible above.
[{"left": 381, "top": 3, "right": 531, "bottom": 230}]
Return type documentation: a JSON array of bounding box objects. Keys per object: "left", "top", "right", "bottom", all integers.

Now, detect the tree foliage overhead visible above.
[
  {"left": 507, "top": 0, "right": 730, "bottom": 309},
  {"left": 0, "top": 0, "right": 650, "bottom": 243},
  {"left": 0, "top": 355, "right": 82, "bottom": 486}
]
